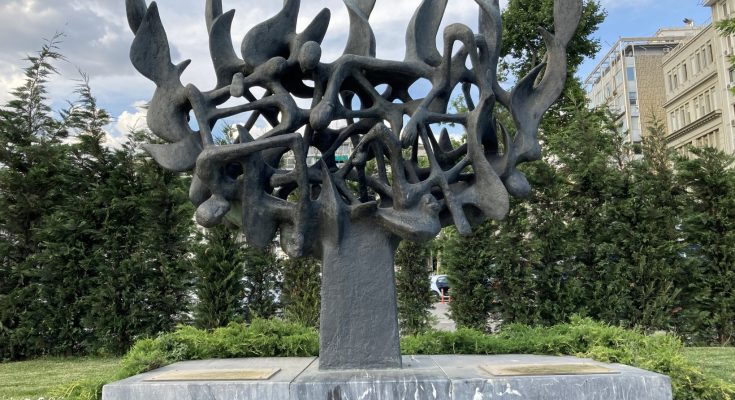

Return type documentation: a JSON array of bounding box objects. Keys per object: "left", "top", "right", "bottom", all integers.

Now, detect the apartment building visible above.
[
  {"left": 585, "top": 28, "right": 699, "bottom": 145},
  {"left": 662, "top": 0, "right": 735, "bottom": 154}
]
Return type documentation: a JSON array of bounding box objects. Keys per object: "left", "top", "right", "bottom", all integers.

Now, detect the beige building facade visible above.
[
  {"left": 662, "top": 1, "right": 735, "bottom": 154},
  {"left": 586, "top": 28, "right": 699, "bottom": 145}
]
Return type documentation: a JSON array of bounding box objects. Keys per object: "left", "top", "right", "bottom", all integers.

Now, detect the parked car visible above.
[{"left": 430, "top": 274, "right": 450, "bottom": 300}]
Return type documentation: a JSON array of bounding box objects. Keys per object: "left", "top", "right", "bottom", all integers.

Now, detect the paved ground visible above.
[{"left": 430, "top": 301, "right": 456, "bottom": 331}]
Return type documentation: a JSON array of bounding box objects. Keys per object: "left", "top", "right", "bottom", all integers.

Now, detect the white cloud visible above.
[
  {"left": 0, "top": 68, "right": 25, "bottom": 105},
  {"left": 106, "top": 100, "right": 148, "bottom": 149},
  {"left": 115, "top": 103, "right": 147, "bottom": 134},
  {"left": 0, "top": 0, "right": 503, "bottom": 127}
]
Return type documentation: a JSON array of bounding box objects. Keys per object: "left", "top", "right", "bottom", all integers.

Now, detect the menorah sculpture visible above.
[{"left": 125, "top": 0, "right": 581, "bottom": 370}]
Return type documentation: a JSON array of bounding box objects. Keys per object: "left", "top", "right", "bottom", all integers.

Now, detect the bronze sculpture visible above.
[{"left": 125, "top": 0, "right": 581, "bottom": 370}]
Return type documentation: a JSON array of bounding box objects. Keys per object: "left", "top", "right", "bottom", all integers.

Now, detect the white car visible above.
[{"left": 430, "top": 274, "right": 450, "bottom": 299}]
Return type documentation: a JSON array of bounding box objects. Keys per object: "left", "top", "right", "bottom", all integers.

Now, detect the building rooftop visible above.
[{"left": 584, "top": 28, "right": 704, "bottom": 88}]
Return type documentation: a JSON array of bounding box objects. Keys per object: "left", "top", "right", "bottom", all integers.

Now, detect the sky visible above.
[{"left": 0, "top": 0, "right": 716, "bottom": 147}]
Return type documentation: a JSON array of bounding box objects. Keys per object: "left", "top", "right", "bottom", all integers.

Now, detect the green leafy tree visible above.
[
  {"left": 395, "top": 240, "right": 433, "bottom": 335},
  {"left": 281, "top": 257, "right": 321, "bottom": 328},
  {"left": 676, "top": 147, "right": 735, "bottom": 345},
  {"left": 192, "top": 224, "right": 247, "bottom": 330},
  {"left": 501, "top": 0, "right": 606, "bottom": 77}
]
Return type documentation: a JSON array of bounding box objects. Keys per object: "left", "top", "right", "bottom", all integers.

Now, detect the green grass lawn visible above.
[
  {"left": 0, "top": 358, "right": 120, "bottom": 400},
  {"left": 683, "top": 347, "right": 735, "bottom": 383}
]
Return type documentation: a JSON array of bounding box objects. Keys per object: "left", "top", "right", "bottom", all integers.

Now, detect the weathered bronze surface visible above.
[
  {"left": 481, "top": 363, "right": 619, "bottom": 377},
  {"left": 144, "top": 368, "right": 281, "bottom": 381},
  {"left": 125, "top": 0, "right": 581, "bottom": 370}
]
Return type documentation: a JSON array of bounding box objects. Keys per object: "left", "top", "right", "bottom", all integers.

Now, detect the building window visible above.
[
  {"left": 680, "top": 108, "right": 686, "bottom": 127},
  {"left": 670, "top": 112, "right": 677, "bottom": 131},
  {"left": 681, "top": 63, "right": 688, "bottom": 82},
  {"left": 694, "top": 98, "right": 700, "bottom": 119},
  {"left": 699, "top": 94, "right": 706, "bottom": 115},
  {"left": 695, "top": 52, "right": 702, "bottom": 73},
  {"left": 699, "top": 50, "right": 705, "bottom": 69},
  {"left": 615, "top": 70, "right": 623, "bottom": 87},
  {"left": 684, "top": 103, "right": 691, "bottom": 125},
  {"left": 707, "top": 43, "right": 714, "bottom": 63},
  {"left": 629, "top": 91, "right": 638, "bottom": 106},
  {"left": 627, "top": 66, "right": 635, "bottom": 81}
]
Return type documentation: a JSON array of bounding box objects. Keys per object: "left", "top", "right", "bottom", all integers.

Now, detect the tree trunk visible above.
[{"left": 319, "top": 220, "right": 402, "bottom": 370}]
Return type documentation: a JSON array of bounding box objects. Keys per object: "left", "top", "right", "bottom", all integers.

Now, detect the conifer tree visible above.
[
  {"left": 676, "top": 147, "right": 735, "bottom": 344},
  {"left": 192, "top": 224, "right": 246, "bottom": 330},
  {"left": 0, "top": 36, "right": 70, "bottom": 359},
  {"left": 395, "top": 240, "right": 433, "bottom": 335},
  {"left": 29, "top": 76, "right": 112, "bottom": 355},
  {"left": 1, "top": 39, "right": 196, "bottom": 358},
  {"left": 281, "top": 257, "right": 321, "bottom": 328},
  {"left": 83, "top": 131, "right": 194, "bottom": 354},
  {"left": 611, "top": 120, "right": 683, "bottom": 330},
  {"left": 442, "top": 224, "right": 498, "bottom": 331},
  {"left": 242, "top": 246, "right": 281, "bottom": 320}
]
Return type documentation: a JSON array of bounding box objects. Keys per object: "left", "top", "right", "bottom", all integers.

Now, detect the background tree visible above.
[
  {"left": 242, "top": 246, "right": 281, "bottom": 320},
  {"left": 442, "top": 0, "right": 607, "bottom": 331},
  {"left": 442, "top": 224, "right": 497, "bottom": 331},
  {"left": 395, "top": 240, "right": 433, "bottom": 335},
  {"left": 0, "top": 37, "right": 70, "bottom": 359},
  {"left": 443, "top": 91, "right": 689, "bottom": 333},
  {"left": 609, "top": 120, "right": 683, "bottom": 330},
  {"left": 29, "top": 76, "right": 112, "bottom": 356},
  {"left": 0, "top": 40, "right": 196, "bottom": 357},
  {"left": 482, "top": 96, "right": 626, "bottom": 327},
  {"left": 281, "top": 257, "right": 321, "bottom": 328},
  {"left": 676, "top": 147, "right": 735, "bottom": 345},
  {"left": 192, "top": 224, "right": 246, "bottom": 330},
  {"left": 501, "top": 0, "right": 605, "bottom": 77},
  {"left": 82, "top": 129, "right": 195, "bottom": 354}
]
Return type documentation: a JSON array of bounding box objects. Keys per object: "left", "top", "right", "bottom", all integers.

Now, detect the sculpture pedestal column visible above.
[{"left": 318, "top": 221, "right": 402, "bottom": 370}]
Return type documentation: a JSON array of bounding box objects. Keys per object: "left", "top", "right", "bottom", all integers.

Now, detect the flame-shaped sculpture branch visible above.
[{"left": 126, "top": 0, "right": 582, "bottom": 370}]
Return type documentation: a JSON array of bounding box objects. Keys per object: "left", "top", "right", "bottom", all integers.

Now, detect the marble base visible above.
[{"left": 102, "top": 355, "right": 672, "bottom": 400}]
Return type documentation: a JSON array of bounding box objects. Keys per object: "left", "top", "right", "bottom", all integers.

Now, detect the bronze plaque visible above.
[
  {"left": 144, "top": 368, "right": 281, "bottom": 382},
  {"left": 481, "top": 363, "right": 618, "bottom": 377}
]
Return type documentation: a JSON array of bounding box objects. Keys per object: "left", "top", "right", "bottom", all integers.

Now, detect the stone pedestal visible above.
[{"left": 102, "top": 355, "right": 673, "bottom": 400}]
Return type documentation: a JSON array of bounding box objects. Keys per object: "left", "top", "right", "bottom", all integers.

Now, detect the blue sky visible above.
[{"left": 0, "top": 0, "right": 718, "bottom": 146}]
